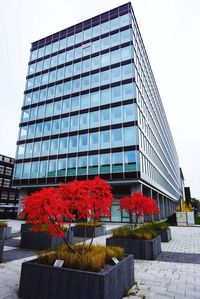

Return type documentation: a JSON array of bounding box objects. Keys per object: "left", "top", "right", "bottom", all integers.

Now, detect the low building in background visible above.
[
  {"left": 13, "top": 2, "right": 181, "bottom": 222},
  {"left": 0, "top": 154, "right": 19, "bottom": 219}
]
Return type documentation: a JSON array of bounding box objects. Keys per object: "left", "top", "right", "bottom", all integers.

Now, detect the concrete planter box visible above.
[
  {"left": 0, "top": 240, "right": 4, "bottom": 262},
  {"left": 18, "top": 254, "right": 134, "bottom": 299},
  {"left": 73, "top": 225, "right": 106, "bottom": 238},
  {"left": 0, "top": 227, "right": 12, "bottom": 240},
  {"left": 106, "top": 235, "right": 161, "bottom": 260},
  {"left": 157, "top": 228, "right": 171, "bottom": 242},
  {"left": 20, "top": 230, "right": 73, "bottom": 250},
  {"left": 20, "top": 223, "right": 33, "bottom": 233},
  {"left": 176, "top": 212, "right": 195, "bottom": 226}
]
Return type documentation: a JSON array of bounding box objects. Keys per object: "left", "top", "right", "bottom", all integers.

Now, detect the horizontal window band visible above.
[
  {"left": 17, "top": 121, "right": 138, "bottom": 145},
  {"left": 13, "top": 171, "right": 140, "bottom": 187},
  {"left": 19, "top": 98, "right": 136, "bottom": 127},
  {"left": 22, "top": 77, "right": 135, "bottom": 109},
  {"left": 29, "top": 36, "right": 132, "bottom": 69},
  {"left": 15, "top": 145, "right": 139, "bottom": 164},
  {"left": 25, "top": 57, "right": 134, "bottom": 96}
]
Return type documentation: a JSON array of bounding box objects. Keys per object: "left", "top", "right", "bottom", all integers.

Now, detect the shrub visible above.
[
  {"left": 147, "top": 221, "right": 169, "bottom": 231},
  {"left": 37, "top": 244, "right": 124, "bottom": 272},
  {"left": 0, "top": 221, "right": 7, "bottom": 228},
  {"left": 112, "top": 226, "right": 157, "bottom": 240},
  {"left": 75, "top": 221, "right": 103, "bottom": 228}
]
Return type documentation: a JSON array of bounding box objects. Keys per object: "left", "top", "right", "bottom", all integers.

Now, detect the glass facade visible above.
[{"left": 14, "top": 3, "right": 181, "bottom": 221}]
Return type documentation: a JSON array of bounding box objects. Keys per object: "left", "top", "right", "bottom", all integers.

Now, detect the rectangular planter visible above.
[
  {"left": 0, "top": 227, "right": 12, "bottom": 240},
  {"left": 20, "top": 230, "right": 73, "bottom": 250},
  {"left": 21, "top": 223, "right": 33, "bottom": 233},
  {"left": 157, "top": 228, "right": 171, "bottom": 242},
  {"left": 176, "top": 212, "right": 187, "bottom": 226},
  {"left": 106, "top": 235, "right": 161, "bottom": 260},
  {"left": 18, "top": 254, "right": 134, "bottom": 299},
  {"left": 187, "top": 212, "right": 195, "bottom": 225},
  {"left": 73, "top": 225, "right": 106, "bottom": 238},
  {"left": 0, "top": 240, "right": 4, "bottom": 263}
]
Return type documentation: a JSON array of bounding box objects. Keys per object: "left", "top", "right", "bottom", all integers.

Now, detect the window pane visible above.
[
  {"left": 100, "top": 153, "right": 110, "bottom": 173},
  {"left": 90, "top": 132, "right": 99, "bottom": 150},
  {"left": 112, "top": 86, "right": 121, "bottom": 102},
  {"left": 112, "top": 128, "right": 122, "bottom": 147},
  {"left": 59, "top": 137, "right": 68, "bottom": 154},
  {"left": 78, "top": 156, "right": 87, "bottom": 175},
  {"left": 30, "top": 162, "right": 39, "bottom": 178},
  {"left": 124, "top": 126, "right": 136, "bottom": 146},
  {"left": 112, "top": 152, "right": 123, "bottom": 172},
  {"left": 112, "top": 107, "right": 122, "bottom": 124},
  {"left": 89, "top": 155, "right": 99, "bottom": 174},
  {"left": 60, "top": 117, "right": 69, "bottom": 133},
  {"left": 67, "top": 157, "right": 76, "bottom": 176},
  {"left": 48, "top": 160, "right": 57, "bottom": 177},
  {"left": 101, "top": 131, "right": 110, "bottom": 149},
  {"left": 57, "top": 158, "right": 66, "bottom": 176},
  {"left": 39, "top": 160, "right": 48, "bottom": 178},
  {"left": 124, "top": 151, "right": 137, "bottom": 171},
  {"left": 50, "top": 139, "right": 58, "bottom": 155},
  {"left": 80, "top": 113, "right": 89, "bottom": 129},
  {"left": 79, "top": 134, "right": 88, "bottom": 151},
  {"left": 101, "top": 109, "right": 110, "bottom": 126},
  {"left": 69, "top": 136, "right": 78, "bottom": 152}
]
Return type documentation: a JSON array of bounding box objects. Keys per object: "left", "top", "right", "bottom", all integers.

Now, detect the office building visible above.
[
  {"left": 13, "top": 2, "right": 181, "bottom": 221},
  {"left": 0, "top": 154, "right": 19, "bottom": 219}
]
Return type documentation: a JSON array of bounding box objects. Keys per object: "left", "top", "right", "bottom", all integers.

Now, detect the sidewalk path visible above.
[{"left": 1, "top": 225, "right": 200, "bottom": 298}]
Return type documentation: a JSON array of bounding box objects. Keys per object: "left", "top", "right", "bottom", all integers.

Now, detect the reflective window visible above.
[
  {"left": 22, "top": 163, "right": 30, "bottom": 179},
  {"left": 27, "top": 124, "right": 35, "bottom": 138},
  {"left": 61, "top": 117, "right": 69, "bottom": 133},
  {"left": 90, "top": 111, "right": 100, "bottom": 127},
  {"left": 80, "top": 114, "right": 89, "bottom": 129},
  {"left": 124, "top": 104, "right": 135, "bottom": 121},
  {"left": 71, "top": 96, "right": 80, "bottom": 111},
  {"left": 112, "top": 86, "right": 121, "bottom": 102},
  {"left": 43, "top": 121, "right": 52, "bottom": 136},
  {"left": 70, "top": 115, "right": 79, "bottom": 131},
  {"left": 62, "top": 99, "right": 70, "bottom": 113},
  {"left": 57, "top": 158, "right": 66, "bottom": 176},
  {"left": 80, "top": 94, "right": 89, "bottom": 109},
  {"left": 111, "top": 67, "right": 121, "bottom": 83},
  {"left": 39, "top": 161, "right": 48, "bottom": 178},
  {"left": 35, "top": 123, "right": 43, "bottom": 137},
  {"left": 14, "top": 164, "right": 22, "bottom": 179},
  {"left": 78, "top": 156, "right": 87, "bottom": 175},
  {"left": 91, "top": 91, "right": 100, "bottom": 107},
  {"left": 33, "top": 142, "right": 41, "bottom": 157},
  {"left": 90, "top": 132, "right": 99, "bottom": 150},
  {"left": 101, "top": 131, "right": 110, "bottom": 149},
  {"left": 45, "top": 103, "right": 53, "bottom": 117},
  {"left": 112, "top": 107, "right": 122, "bottom": 124},
  {"left": 54, "top": 101, "right": 62, "bottom": 115},
  {"left": 37, "top": 105, "right": 45, "bottom": 119},
  {"left": 52, "top": 119, "right": 60, "bottom": 135},
  {"left": 48, "top": 160, "right": 57, "bottom": 177},
  {"left": 122, "top": 64, "right": 133, "bottom": 80},
  {"left": 25, "top": 143, "right": 33, "bottom": 158},
  {"left": 30, "top": 162, "right": 39, "bottom": 178},
  {"left": 69, "top": 136, "right": 78, "bottom": 152},
  {"left": 101, "top": 89, "right": 111, "bottom": 105},
  {"left": 100, "top": 154, "right": 110, "bottom": 173},
  {"left": 112, "top": 152, "right": 123, "bottom": 172},
  {"left": 124, "top": 151, "right": 137, "bottom": 171},
  {"left": 41, "top": 140, "right": 49, "bottom": 156},
  {"left": 112, "top": 128, "right": 122, "bottom": 147},
  {"left": 110, "top": 32, "right": 120, "bottom": 47},
  {"left": 67, "top": 157, "right": 76, "bottom": 176},
  {"left": 124, "top": 127, "right": 136, "bottom": 146},
  {"left": 17, "top": 145, "right": 25, "bottom": 159},
  {"left": 50, "top": 139, "right": 58, "bottom": 155},
  {"left": 59, "top": 137, "right": 68, "bottom": 154},
  {"left": 79, "top": 134, "right": 88, "bottom": 151},
  {"left": 89, "top": 155, "right": 98, "bottom": 174},
  {"left": 101, "top": 109, "right": 110, "bottom": 126}
]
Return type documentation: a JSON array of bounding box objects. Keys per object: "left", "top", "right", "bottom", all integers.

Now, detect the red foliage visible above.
[
  {"left": 19, "top": 187, "right": 74, "bottom": 237},
  {"left": 20, "top": 178, "right": 113, "bottom": 238},
  {"left": 120, "top": 192, "right": 160, "bottom": 224},
  {"left": 59, "top": 177, "right": 113, "bottom": 221}
]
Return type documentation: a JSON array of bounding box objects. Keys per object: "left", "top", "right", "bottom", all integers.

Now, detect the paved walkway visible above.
[{"left": 1, "top": 224, "right": 200, "bottom": 298}]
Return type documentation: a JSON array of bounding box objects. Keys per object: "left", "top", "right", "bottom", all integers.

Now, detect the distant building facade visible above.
[
  {"left": 0, "top": 154, "right": 19, "bottom": 218},
  {"left": 13, "top": 2, "right": 181, "bottom": 221}
]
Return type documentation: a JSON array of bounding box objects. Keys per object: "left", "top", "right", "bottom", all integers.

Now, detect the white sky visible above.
[{"left": 0, "top": 0, "right": 199, "bottom": 198}]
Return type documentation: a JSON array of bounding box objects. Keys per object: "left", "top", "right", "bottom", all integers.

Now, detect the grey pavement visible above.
[{"left": 1, "top": 223, "right": 200, "bottom": 298}]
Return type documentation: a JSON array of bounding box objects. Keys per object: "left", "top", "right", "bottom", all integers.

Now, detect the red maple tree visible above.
[
  {"left": 120, "top": 192, "right": 160, "bottom": 229},
  {"left": 20, "top": 177, "right": 113, "bottom": 254}
]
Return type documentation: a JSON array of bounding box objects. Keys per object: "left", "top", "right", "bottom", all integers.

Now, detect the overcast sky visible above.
[{"left": 0, "top": 0, "right": 199, "bottom": 198}]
